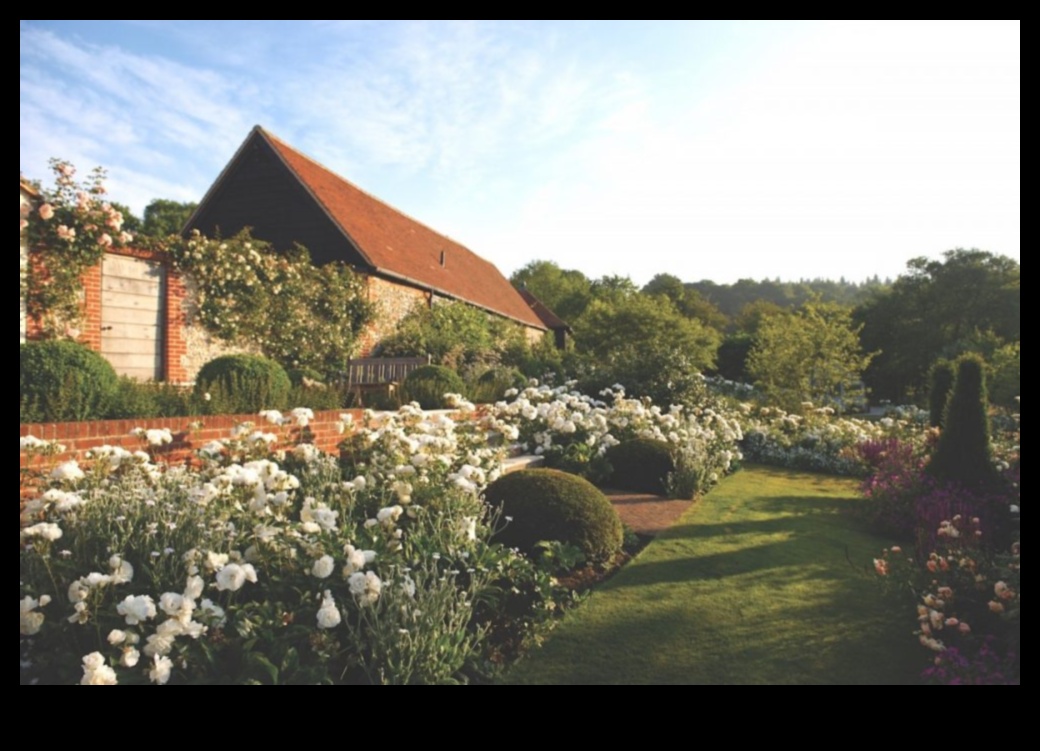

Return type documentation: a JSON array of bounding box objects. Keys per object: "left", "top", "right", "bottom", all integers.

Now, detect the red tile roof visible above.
[
  {"left": 258, "top": 128, "right": 545, "bottom": 330},
  {"left": 517, "top": 288, "right": 571, "bottom": 331}
]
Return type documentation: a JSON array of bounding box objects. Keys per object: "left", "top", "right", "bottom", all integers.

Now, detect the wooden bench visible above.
[{"left": 343, "top": 356, "right": 431, "bottom": 405}]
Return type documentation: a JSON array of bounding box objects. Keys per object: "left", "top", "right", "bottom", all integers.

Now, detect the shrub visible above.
[
  {"left": 108, "top": 377, "right": 194, "bottom": 419},
  {"left": 470, "top": 367, "right": 526, "bottom": 403},
  {"left": 605, "top": 438, "right": 675, "bottom": 495},
  {"left": 194, "top": 354, "right": 291, "bottom": 414},
  {"left": 286, "top": 366, "right": 326, "bottom": 387},
  {"left": 928, "top": 360, "right": 956, "bottom": 428},
  {"left": 401, "top": 365, "right": 465, "bottom": 410},
  {"left": 20, "top": 340, "right": 119, "bottom": 422},
  {"left": 484, "top": 469, "right": 623, "bottom": 564},
  {"left": 927, "top": 355, "right": 996, "bottom": 487}
]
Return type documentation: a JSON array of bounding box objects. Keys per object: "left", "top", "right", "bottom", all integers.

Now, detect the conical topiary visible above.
[
  {"left": 927, "top": 359, "right": 956, "bottom": 428},
  {"left": 926, "top": 354, "right": 995, "bottom": 486}
]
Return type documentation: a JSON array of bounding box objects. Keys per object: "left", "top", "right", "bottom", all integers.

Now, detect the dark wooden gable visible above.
[{"left": 185, "top": 132, "right": 370, "bottom": 269}]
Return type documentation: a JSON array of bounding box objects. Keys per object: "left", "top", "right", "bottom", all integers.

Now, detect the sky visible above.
[{"left": 20, "top": 20, "right": 1020, "bottom": 287}]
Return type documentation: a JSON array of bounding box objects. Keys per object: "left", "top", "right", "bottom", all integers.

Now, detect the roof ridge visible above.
[{"left": 258, "top": 127, "right": 487, "bottom": 264}]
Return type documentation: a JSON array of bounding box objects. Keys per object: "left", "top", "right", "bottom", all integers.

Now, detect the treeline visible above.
[{"left": 511, "top": 249, "right": 1020, "bottom": 409}]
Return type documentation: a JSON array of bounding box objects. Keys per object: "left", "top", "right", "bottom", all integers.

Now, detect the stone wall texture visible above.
[{"left": 356, "top": 274, "right": 429, "bottom": 356}]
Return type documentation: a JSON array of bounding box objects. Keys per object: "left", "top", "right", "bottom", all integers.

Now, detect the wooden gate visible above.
[{"left": 100, "top": 255, "right": 165, "bottom": 380}]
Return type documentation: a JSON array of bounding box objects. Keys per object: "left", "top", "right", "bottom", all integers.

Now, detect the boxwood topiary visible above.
[
  {"left": 20, "top": 340, "right": 119, "bottom": 423},
  {"left": 401, "top": 364, "right": 465, "bottom": 409},
  {"left": 484, "top": 468, "right": 623, "bottom": 564},
  {"left": 195, "top": 354, "right": 291, "bottom": 414},
  {"left": 605, "top": 438, "right": 675, "bottom": 495}
]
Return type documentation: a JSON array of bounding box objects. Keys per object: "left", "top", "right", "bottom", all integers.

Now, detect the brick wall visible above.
[
  {"left": 22, "top": 247, "right": 251, "bottom": 385},
  {"left": 20, "top": 408, "right": 366, "bottom": 471}
]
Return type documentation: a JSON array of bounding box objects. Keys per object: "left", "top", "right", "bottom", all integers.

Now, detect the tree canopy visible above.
[
  {"left": 856, "top": 249, "right": 1019, "bottom": 402},
  {"left": 142, "top": 199, "right": 199, "bottom": 237},
  {"left": 747, "top": 300, "right": 873, "bottom": 413},
  {"left": 574, "top": 293, "right": 720, "bottom": 406}
]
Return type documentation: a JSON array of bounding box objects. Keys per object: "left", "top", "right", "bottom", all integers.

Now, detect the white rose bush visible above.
[
  {"left": 19, "top": 400, "right": 583, "bottom": 685},
  {"left": 23, "top": 379, "right": 855, "bottom": 685},
  {"left": 486, "top": 382, "right": 744, "bottom": 494}
]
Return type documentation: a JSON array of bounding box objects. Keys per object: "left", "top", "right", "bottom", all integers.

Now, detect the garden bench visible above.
[{"left": 342, "top": 356, "right": 431, "bottom": 404}]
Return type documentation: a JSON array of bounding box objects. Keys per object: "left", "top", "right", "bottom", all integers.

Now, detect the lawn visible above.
[{"left": 502, "top": 464, "right": 921, "bottom": 684}]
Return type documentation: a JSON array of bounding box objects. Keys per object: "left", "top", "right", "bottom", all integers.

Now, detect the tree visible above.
[
  {"left": 573, "top": 293, "right": 720, "bottom": 407},
  {"left": 142, "top": 199, "right": 199, "bottom": 237},
  {"left": 747, "top": 301, "right": 874, "bottom": 413},
  {"left": 510, "top": 260, "right": 592, "bottom": 322},
  {"left": 927, "top": 355, "right": 996, "bottom": 487},
  {"left": 856, "top": 249, "right": 1019, "bottom": 402}
]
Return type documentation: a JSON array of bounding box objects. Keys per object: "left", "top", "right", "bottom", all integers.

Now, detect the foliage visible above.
[
  {"left": 927, "top": 355, "right": 996, "bottom": 487},
  {"left": 872, "top": 519, "right": 1020, "bottom": 684},
  {"left": 987, "top": 341, "right": 1020, "bottom": 410},
  {"left": 22, "top": 159, "right": 135, "bottom": 336},
  {"left": 927, "top": 360, "right": 956, "bottom": 428},
  {"left": 401, "top": 365, "right": 466, "bottom": 410},
  {"left": 510, "top": 260, "right": 592, "bottom": 322},
  {"left": 921, "top": 636, "right": 1019, "bottom": 685},
  {"left": 169, "top": 229, "right": 374, "bottom": 375},
  {"left": 747, "top": 300, "right": 874, "bottom": 413},
  {"left": 642, "top": 273, "right": 728, "bottom": 330},
  {"left": 853, "top": 438, "right": 930, "bottom": 537},
  {"left": 739, "top": 403, "right": 930, "bottom": 476},
  {"left": 20, "top": 340, "right": 119, "bottom": 423},
  {"left": 574, "top": 294, "right": 720, "bottom": 408},
  {"left": 605, "top": 438, "right": 674, "bottom": 495},
  {"left": 194, "top": 355, "right": 292, "bottom": 414},
  {"left": 378, "top": 300, "right": 528, "bottom": 375},
  {"left": 487, "top": 382, "right": 742, "bottom": 488},
  {"left": 19, "top": 402, "right": 586, "bottom": 684},
  {"left": 484, "top": 469, "right": 623, "bottom": 564},
  {"left": 469, "top": 367, "right": 527, "bottom": 404},
  {"left": 141, "top": 199, "right": 198, "bottom": 238},
  {"left": 856, "top": 249, "right": 1020, "bottom": 403},
  {"left": 108, "top": 378, "right": 195, "bottom": 419}
]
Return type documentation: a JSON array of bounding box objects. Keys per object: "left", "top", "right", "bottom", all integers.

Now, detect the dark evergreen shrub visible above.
[
  {"left": 484, "top": 468, "right": 623, "bottom": 563},
  {"left": 928, "top": 360, "right": 956, "bottom": 428},
  {"left": 927, "top": 355, "right": 996, "bottom": 486},
  {"left": 20, "top": 340, "right": 119, "bottom": 423},
  {"left": 401, "top": 365, "right": 465, "bottom": 409},
  {"left": 194, "top": 354, "right": 291, "bottom": 414},
  {"left": 605, "top": 438, "right": 675, "bottom": 495},
  {"left": 471, "top": 366, "right": 526, "bottom": 402}
]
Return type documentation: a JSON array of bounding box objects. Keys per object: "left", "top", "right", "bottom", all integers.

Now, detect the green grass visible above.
[{"left": 502, "top": 464, "right": 920, "bottom": 684}]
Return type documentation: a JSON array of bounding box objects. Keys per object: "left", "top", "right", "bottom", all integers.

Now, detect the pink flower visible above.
[
  {"left": 958, "top": 622, "right": 971, "bottom": 635},
  {"left": 38, "top": 203, "right": 54, "bottom": 220},
  {"left": 988, "top": 600, "right": 1005, "bottom": 614},
  {"left": 98, "top": 233, "right": 113, "bottom": 248},
  {"left": 57, "top": 225, "right": 76, "bottom": 241},
  {"left": 19, "top": 218, "right": 28, "bottom": 231},
  {"left": 873, "top": 558, "right": 888, "bottom": 576}
]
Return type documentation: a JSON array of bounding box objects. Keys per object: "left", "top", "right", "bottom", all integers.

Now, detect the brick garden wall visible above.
[{"left": 20, "top": 408, "right": 366, "bottom": 471}]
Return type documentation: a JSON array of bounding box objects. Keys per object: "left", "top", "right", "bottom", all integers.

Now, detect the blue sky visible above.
[{"left": 20, "top": 20, "right": 1020, "bottom": 286}]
